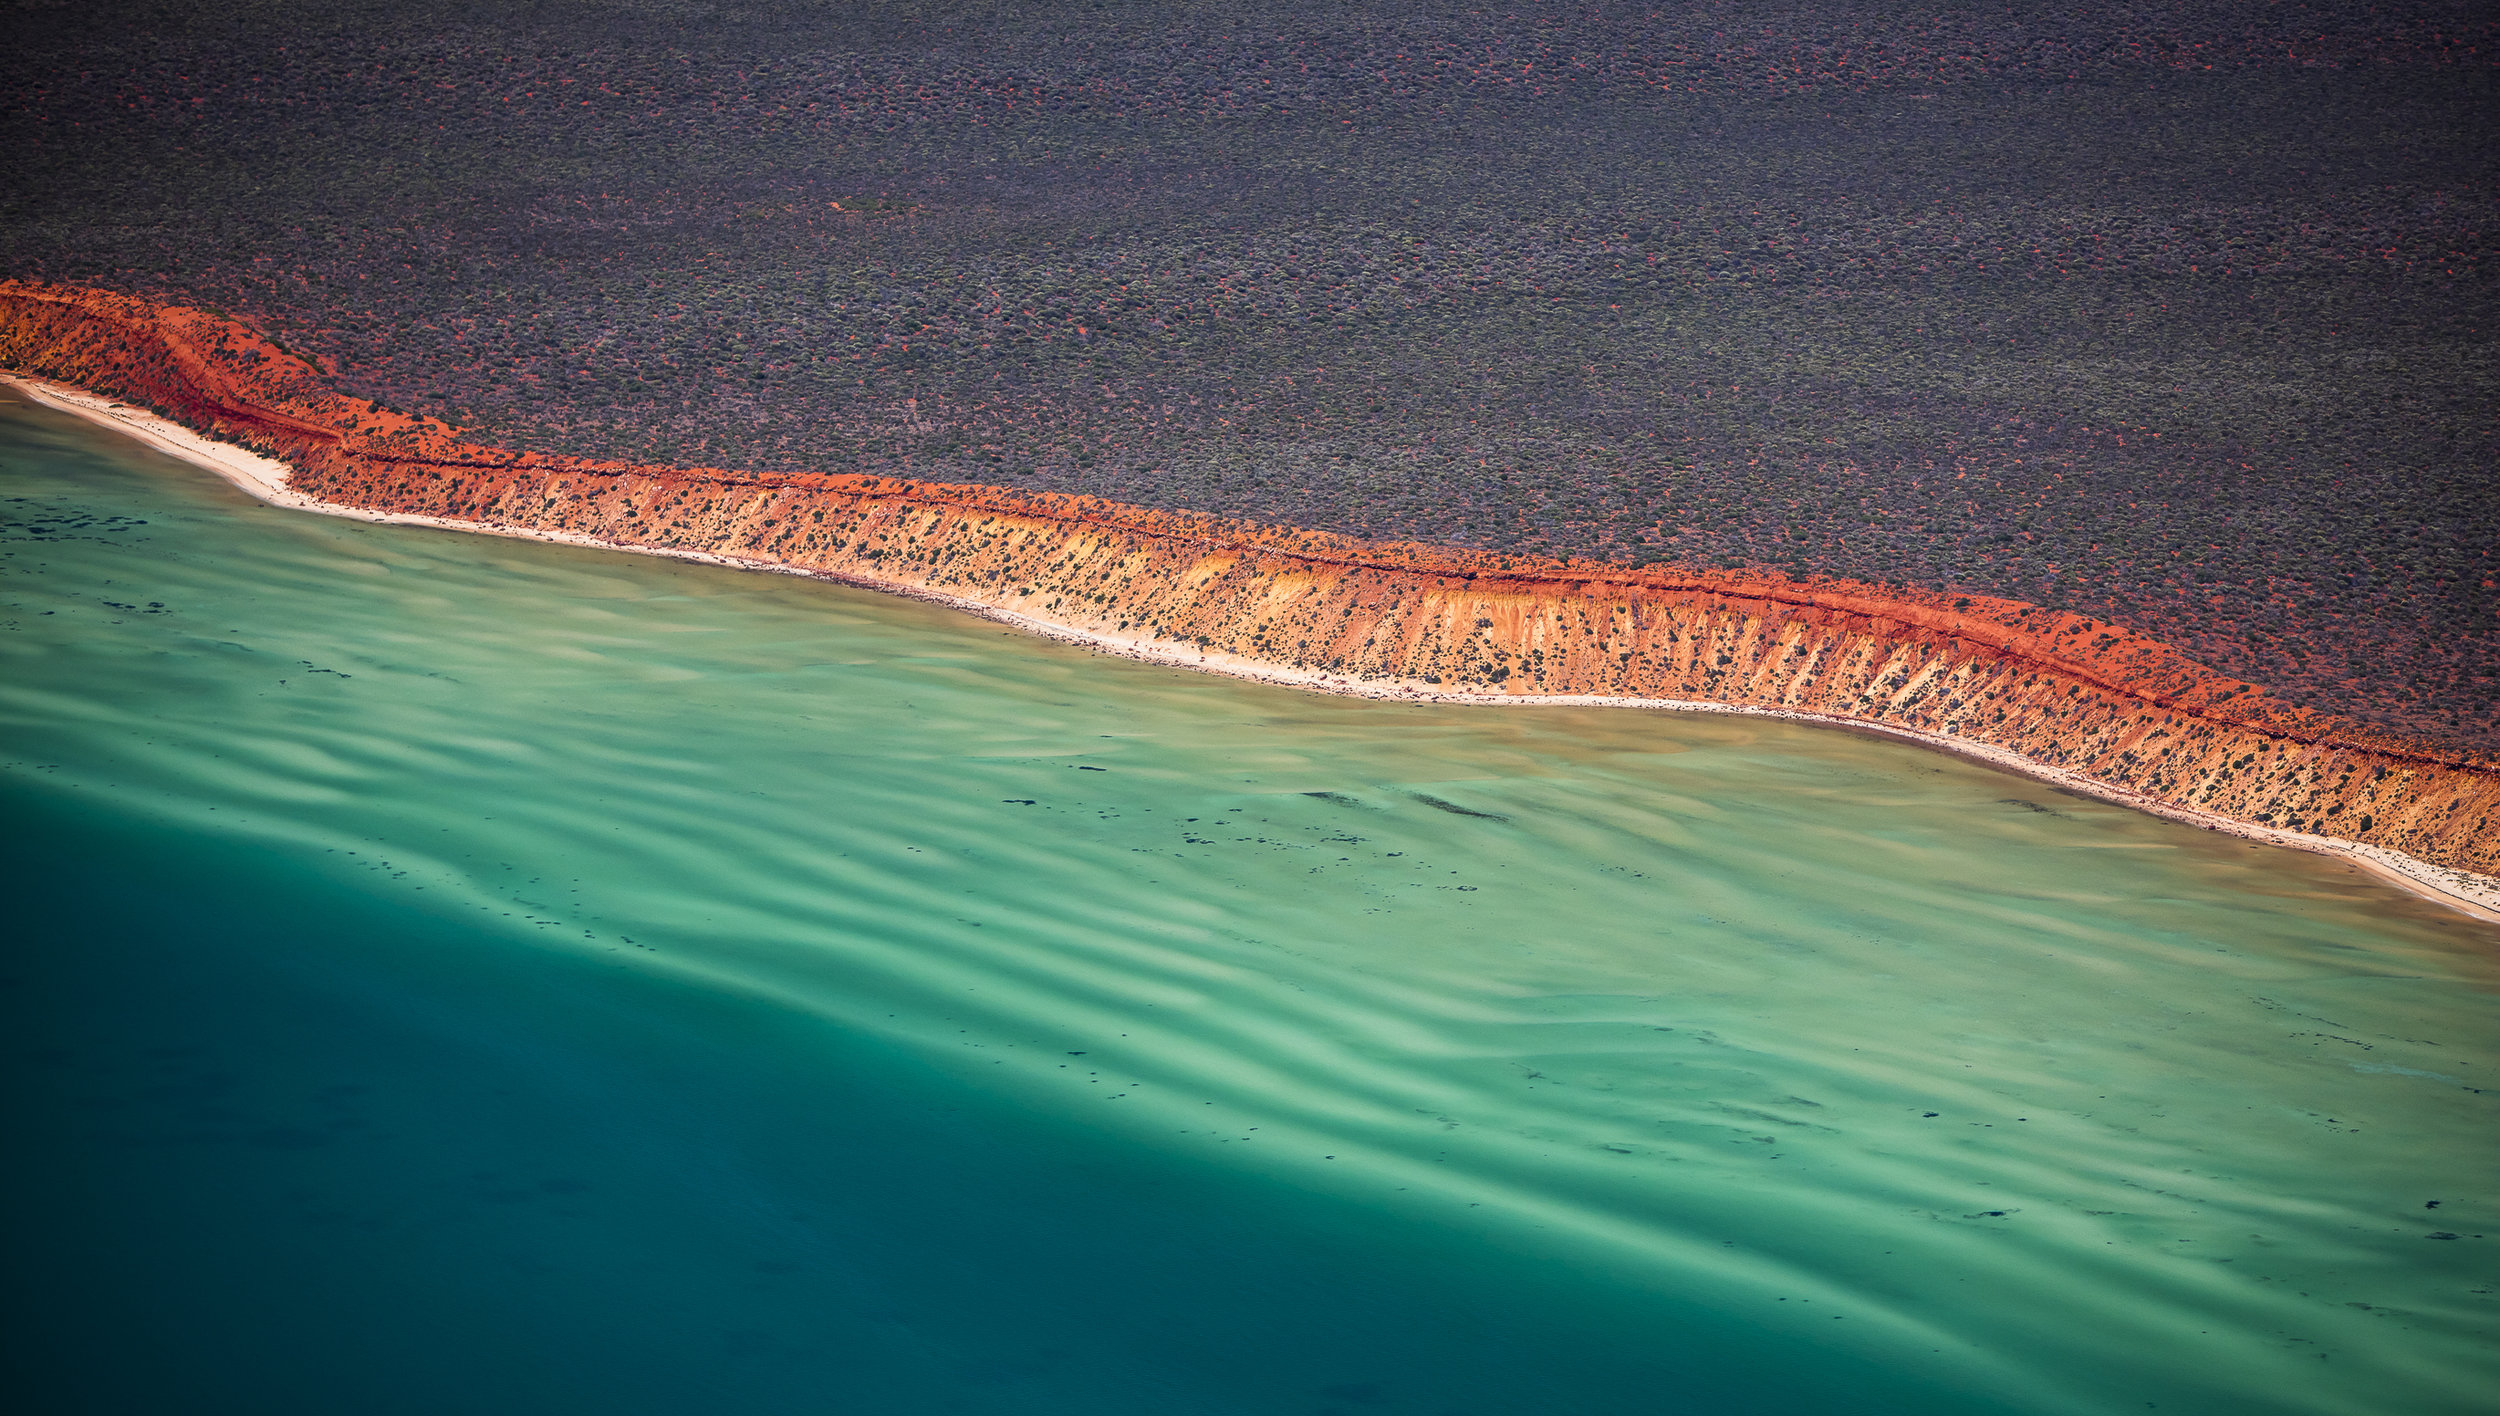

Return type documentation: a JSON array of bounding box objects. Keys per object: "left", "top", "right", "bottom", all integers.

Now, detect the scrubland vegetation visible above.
[{"left": 3, "top": 0, "right": 2491, "bottom": 743}]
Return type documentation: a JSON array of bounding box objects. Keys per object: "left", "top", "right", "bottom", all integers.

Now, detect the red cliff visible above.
[{"left": 6, "top": 278, "right": 2494, "bottom": 898}]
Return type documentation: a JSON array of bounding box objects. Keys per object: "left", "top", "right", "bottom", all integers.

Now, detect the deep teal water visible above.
[{"left": 1, "top": 396, "right": 2495, "bottom": 1416}]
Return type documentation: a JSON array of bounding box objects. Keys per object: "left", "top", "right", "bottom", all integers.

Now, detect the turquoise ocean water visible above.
[{"left": 1, "top": 397, "right": 2494, "bottom": 1415}]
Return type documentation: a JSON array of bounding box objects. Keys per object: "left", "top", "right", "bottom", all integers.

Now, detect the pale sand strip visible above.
[
  {"left": 10, "top": 371, "right": 2495, "bottom": 924},
  {"left": 9, "top": 374, "right": 303, "bottom": 504}
]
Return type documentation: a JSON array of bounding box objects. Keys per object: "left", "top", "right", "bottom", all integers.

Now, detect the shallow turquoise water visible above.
[{"left": 1, "top": 397, "right": 2494, "bottom": 1416}]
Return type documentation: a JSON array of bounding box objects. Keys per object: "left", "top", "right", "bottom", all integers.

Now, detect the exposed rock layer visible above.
[{"left": 6, "top": 279, "right": 2494, "bottom": 888}]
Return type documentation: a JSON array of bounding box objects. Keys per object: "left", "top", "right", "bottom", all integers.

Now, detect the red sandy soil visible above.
[{"left": 6, "top": 278, "right": 2493, "bottom": 887}]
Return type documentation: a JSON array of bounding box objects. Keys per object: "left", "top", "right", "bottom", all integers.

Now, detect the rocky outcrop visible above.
[{"left": 7, "top": 278, "right": 2495, "bottom": 893}]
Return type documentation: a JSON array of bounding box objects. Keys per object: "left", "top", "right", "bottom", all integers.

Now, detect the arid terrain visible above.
[{"left": 3, "top": 1, "right": 2492, "bottom": 751}]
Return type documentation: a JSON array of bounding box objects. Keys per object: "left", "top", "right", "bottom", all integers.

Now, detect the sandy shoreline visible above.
[{"left": 10, "top": 370, "right": 2495, "bottom": 924}]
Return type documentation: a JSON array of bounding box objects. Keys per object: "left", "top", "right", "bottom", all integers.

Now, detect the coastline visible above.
[{"left": 9, "top": 369, "right": 2497, "bottom": 925}]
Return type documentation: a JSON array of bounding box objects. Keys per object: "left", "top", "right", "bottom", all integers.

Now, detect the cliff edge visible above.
[{"left": 6, "top": 278, "right": 2494, "bottom": 906}]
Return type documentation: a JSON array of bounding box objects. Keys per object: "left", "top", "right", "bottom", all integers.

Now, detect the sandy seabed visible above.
[{"left": 8, "top": 371, "right": 2494, "bottom": 925}]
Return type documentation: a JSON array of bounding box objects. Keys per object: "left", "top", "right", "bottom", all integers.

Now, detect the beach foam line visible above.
[{"left": 9, "top": 369, "right": 2495, "bottom": 925}]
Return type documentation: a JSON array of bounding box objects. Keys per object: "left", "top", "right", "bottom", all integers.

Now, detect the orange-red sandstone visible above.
[{"left": 6, "top": 278, "right": 2493, "bottom": 881}]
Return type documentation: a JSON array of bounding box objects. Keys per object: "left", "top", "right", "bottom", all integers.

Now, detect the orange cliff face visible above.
[{"left": 6, "top": 277, "right": 2496, "bottom": 886}]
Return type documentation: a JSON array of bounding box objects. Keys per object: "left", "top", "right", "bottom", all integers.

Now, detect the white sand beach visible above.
[{"left": 9, "top": 370, "right": 2493, "bottom": 923}]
